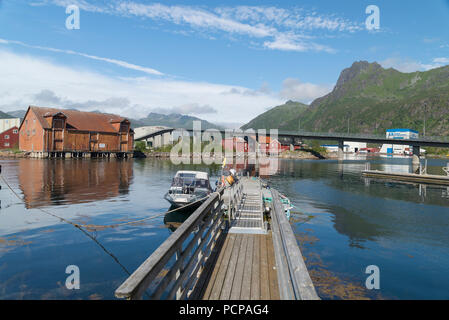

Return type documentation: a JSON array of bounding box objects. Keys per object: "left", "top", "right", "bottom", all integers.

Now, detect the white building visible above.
[
  {"left": 0, "top": 118, "right": 21, "bottom": 133},
  {"left": 134, "top": 126, "right": 173, "bottom": 148},
  {"left": 380, "top": 129, "right": 419, "bottom": 155},
  {"left": 321, "top": 141, "right": 367, "bottom": 153}
]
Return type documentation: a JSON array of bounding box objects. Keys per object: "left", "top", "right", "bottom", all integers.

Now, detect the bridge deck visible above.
[{"left": 192, "top": 232, "right": 279, "bottom": 300}]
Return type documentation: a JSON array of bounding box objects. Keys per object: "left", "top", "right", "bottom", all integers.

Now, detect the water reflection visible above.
[
  {"left": 163, "top": 209, "right": 191, "bottom": 232},
  {"left": 17, "top": 159, "right": 133, "bottom": 208},
  {"left": 269, "top": 158, "right": 449, "bottom": 245},
  {"left": 2, "top": 156, "right": 449, "bottom": 299}
]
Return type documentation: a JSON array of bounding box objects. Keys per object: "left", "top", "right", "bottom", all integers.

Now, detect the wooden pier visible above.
[
  {"left": 363, "top": 162, "right": 449, "bottom": 186},
  {"left": 115, "top": 176, "right": 318, "bottom": 300}
]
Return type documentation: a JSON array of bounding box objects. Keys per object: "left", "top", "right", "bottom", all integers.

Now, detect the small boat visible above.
[{"left": 164, "top": 171, "right": 213, "bottom": 208}]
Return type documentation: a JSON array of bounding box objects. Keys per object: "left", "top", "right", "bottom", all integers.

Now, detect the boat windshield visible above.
[
  {"left": 195, "top": 179, "right": 210, "bottom": 189},
  {"left": 171, "top": 173, "right": 197, "bottom": 187}
]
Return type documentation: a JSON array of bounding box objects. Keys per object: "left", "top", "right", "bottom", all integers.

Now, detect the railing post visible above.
[{"left": 175, "top": 248, "right": 182, "bottom": 300}]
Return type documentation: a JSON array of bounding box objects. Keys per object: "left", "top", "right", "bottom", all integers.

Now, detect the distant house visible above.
[
  {"left": 0, "top": 126, "right": 19, "bottom": 149},
  {"left": 259, "top": 136, "right": 292, "bottom": 153},
  {"left": 222, "top": 137, "right": 248, "bottom": 153},
  {"left": 258, "top": 136, "right": 289, "bottom": 153},
  {"left": 19, "top": 106, "right": 134, "bottom": 154},
  {"left": 0, "top": 118, "right": 21, "bottom": 133}
]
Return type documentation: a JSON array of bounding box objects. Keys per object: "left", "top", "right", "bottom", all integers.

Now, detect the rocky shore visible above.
[{"left": 0, "top": 150, "right": 28, "bottom": 158}]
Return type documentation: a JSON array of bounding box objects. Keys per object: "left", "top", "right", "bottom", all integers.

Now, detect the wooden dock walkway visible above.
[
  {"left": 193, "top": 233, "right": 279, "bottom": 300},
  {"left": 229, "top": 177, "right": 266, "bottom": 234},
  {"left": 115, "top": 175, "right": 318, "bottom": 300}
]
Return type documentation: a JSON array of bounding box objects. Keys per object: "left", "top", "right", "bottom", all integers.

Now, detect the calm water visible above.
[{"left": 0, "top": 156, "right": 448, "bottom": 299}]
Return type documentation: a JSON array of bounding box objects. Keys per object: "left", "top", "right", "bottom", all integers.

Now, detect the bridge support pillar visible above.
[
  {"left": 412, "top": 146, "right": 420, "bottom": 172},
  {"left": 338, "top": 140, "right": 344, "bottom": 161}
]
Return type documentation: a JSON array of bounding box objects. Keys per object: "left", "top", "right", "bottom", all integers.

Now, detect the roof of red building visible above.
[
  {"left": 26, "top": 106, "right": 129, "bottom": 133},
  {"left": 0, "top": 126, "right": 19, "bottom": 135}
]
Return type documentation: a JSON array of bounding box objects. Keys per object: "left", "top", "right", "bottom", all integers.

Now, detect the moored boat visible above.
[{"left": 164, "top": 171, "right": 213, "bottom": 208}]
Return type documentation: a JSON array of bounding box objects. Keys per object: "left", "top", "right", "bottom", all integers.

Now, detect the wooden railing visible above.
[
  {"left": 115, "top": 187, "right": 226, "bottom": 300},
  {"left": 270, "top": 189, "right": 319, "bottom": 300}
]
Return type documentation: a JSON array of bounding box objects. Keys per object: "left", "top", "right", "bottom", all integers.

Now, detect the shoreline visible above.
[{"left": 1, "top": 149, "right": 448, "bottom": 160}]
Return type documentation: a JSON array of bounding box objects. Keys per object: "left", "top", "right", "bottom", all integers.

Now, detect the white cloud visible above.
[
  {"left": 116, "top": 2, "right": 275, "bottom": 38},
  {"left": 0, "top": 50, "right": 283, "bottom": 123},
  {"left": 433, "top": 57, "right": 449, "bottom": 64},
  {"left": 380, "top": 57, "right": 443, "bottom": 73},
  {"left": 152, "top": 103, "right": 217, "bottom": 115},
  {"left": 36, "top": 1, "right": 363, "bottom": 53},
  {"left": 264, "top": 33, "right": 336, "bottom": 53},
  {"left": 0, "top": 38, "right": 163, "bottom": 76},
  {"left": 215, "top": 6, "right": 362, "bottom": 32},
  {"left": 280, "top": 78, "right": 333, "bottom": 103}
]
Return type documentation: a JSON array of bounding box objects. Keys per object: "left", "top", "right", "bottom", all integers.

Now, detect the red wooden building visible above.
[
  {"left": 258, "top": 136, "right": 290, "bottom": 153},
  {"left": 0, "top": 126, "right": 19, "bottom": 149},
  {"left": 19, "top": 106, "right": 134, "bottom": 157},
  {"left": 222, "top": 137, "right": 248, "bottom": 153}
]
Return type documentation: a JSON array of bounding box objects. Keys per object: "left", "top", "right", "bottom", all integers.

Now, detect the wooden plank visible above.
[
  {"left": 202, "top": 233, "right": 232, "bottom": 300},
  {"left": 208, "top": 234, "right": 236, "bottom": 300},
  {"left": 259, "top": 234, "right": 270, "bottom": 300},
  {"left": 240, "top": 234, "right": 254, "bottom": 300},
  {"left": 266, "top": 233, "right": 280, "bottom": 300},
  {"left": 270, "top": 191, "right": 295, "bottom": 300},
  {"left": 220, "top": 235, "right": 242, "bottom": 299},
  {"left": 230, "top": 235, "right": 248, "bottom": 300},
  {"left": 272, "top": 189, "right": 319, "bottom": 300},
  {"left": 250, "top": 235, "right": 260, "bottom": 300}
]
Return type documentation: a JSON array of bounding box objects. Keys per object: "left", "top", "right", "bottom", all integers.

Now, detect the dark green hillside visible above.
[
  {"left": 242, "top": 61, "right": 449, "bottom": 136},
  {"left": 241, "top": 100, "right": 308, "bottom": 130}
]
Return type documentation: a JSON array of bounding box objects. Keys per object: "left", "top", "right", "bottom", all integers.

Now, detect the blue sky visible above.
[{"left": 0, "top": 0, "right": 448, "bottom": 126}]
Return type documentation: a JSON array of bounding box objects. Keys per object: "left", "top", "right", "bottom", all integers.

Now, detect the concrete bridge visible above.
[
  {"left": 134, "top": 126, "right": 174, "bottom": 148},
  {"left": 134, "top": 127, "right": 449, "bottom": 163}
]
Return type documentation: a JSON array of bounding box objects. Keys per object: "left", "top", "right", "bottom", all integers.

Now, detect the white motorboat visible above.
[{"left": 164, "top": 171, "right": 213, "bottom": 208}]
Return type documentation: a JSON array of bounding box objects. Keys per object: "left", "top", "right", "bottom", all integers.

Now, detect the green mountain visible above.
[
  {"left": 129, "top": 112, "right": 223, "bottom": 130},
  {"left": 0, "top": 111, "right": 14, "bottom": 119},
  {"left": 6, "top": 110, "right": 26, "bottom": 118},
  {"left": 1, "top": 108, "right": 222, "bottom": 130},
  {"left": 242, "top": 61, "right": 449, "bottom": 136},
  {"left": 241, "top": 100, "right": 308, "bottom": 130}
]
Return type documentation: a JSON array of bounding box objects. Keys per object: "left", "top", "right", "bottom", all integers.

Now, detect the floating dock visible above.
[
  {"left": 363, "top": 170, "right": 449, "bottom": 185},
  {"left": 115, "top": 176, "right": 318, "bottom": 300}
]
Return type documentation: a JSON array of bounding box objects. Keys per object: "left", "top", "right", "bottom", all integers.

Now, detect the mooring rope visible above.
[{"left": 0, "top": 174, "right": 210, "bottom": 231}]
